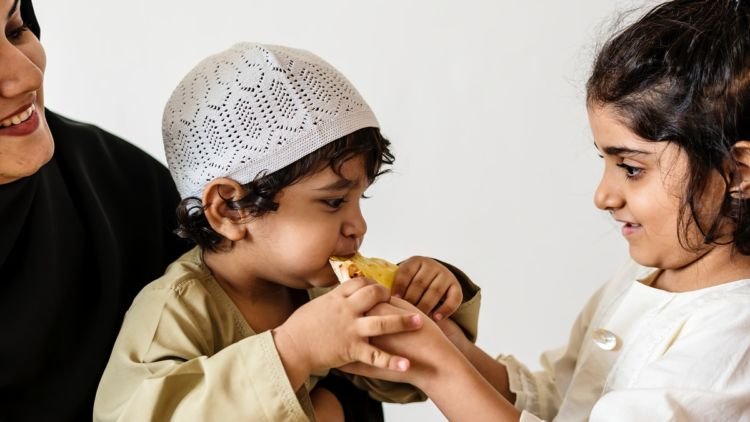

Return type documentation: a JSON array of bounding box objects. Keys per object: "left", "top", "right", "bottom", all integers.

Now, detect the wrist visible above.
[
  {"left": 418, "top": 343, "right": 475, "bottom": 395},
  {"left": 421, "top": 347, "right": 521, "bottom": 421},
  {"left": 450, "top": 331, "right": 473, "bottom": 355},
  {"left": 272, "top": 325, "right": 312, "bottom": 390},
  {"left": 440, "top": 322, "right": 472, "bottom": 356}
]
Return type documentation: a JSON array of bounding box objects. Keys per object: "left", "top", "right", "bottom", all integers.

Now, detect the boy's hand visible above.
[
  {"left": 272, "top": 278, "right": 423, "bottom": 390},
  {"left": 392, "top": 256, "right": 463, "bottom": 320}
]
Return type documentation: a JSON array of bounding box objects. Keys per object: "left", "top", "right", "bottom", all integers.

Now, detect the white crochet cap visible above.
[{"left": 163, "top": 42, "right": 379, "bottom": 199}]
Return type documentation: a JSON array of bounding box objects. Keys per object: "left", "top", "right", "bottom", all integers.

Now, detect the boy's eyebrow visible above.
[
  {"left": 7, "top": 0, "right": 19, "bottom": 18},
  {"left": 594, "top": 142, "right": 651, "bottom": 157},
  {"left": 315, "top": 177, "right": 354, "bottom": 191}
]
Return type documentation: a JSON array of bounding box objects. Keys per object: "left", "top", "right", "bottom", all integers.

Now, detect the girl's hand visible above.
[
  {"left": 339, "top": 297, "right": 459, "bottom": 389},
  {"left": 392, "top": 257, "right": 463, "bottom": 320},
  {"left": 343, "top": 302, "right": 521, "bottom": 421},
  {"left": 272, "top": 278, "right": 423, "bottom": 389}
]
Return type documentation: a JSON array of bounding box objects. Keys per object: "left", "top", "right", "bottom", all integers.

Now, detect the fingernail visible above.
[
  {"left": 410, "top": 314, "right": 422, "bottom": 326},
  {"left": 393, "top": 293, "right": 402, "bottom": 298},
  {"left": 434, "top": 313, "right": 443, "bottom": 321},
  {"left": 397, "top": 359, "right": 409, "bottom": 371}
]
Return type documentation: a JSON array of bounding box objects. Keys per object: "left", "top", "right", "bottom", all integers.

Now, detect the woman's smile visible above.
[{"left": 0, "top": 102, "right": 39, "bottom": 136}]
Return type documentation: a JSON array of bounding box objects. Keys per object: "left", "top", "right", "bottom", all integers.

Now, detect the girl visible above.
[{"left": 346, "top": 0, "right": 750, "bottom": 420}]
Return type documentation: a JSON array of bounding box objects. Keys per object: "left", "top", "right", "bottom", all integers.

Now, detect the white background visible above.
[{"left": 36, "top": 0, "right": 647, "bottom": 419}]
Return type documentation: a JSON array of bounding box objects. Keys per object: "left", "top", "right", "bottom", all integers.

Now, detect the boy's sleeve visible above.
[
  {"left": 437, "top": 260, "right": 481, "bottom": 342},
  {"left": 93, "top": 281, "right": 312, "bottom": 422}
]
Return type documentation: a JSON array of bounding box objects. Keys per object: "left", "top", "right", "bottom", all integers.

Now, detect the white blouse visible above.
[{"left": 499, "top": 261, "right": 750, "bottom": 421}]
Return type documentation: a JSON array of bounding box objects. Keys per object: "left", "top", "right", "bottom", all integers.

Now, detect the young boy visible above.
[{"left": 93, "top": 42, "right": 481, "bottom": 421}]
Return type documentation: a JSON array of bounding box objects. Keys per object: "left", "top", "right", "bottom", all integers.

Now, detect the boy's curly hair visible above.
[{"left": 175, "top": 127, "right": 394, "bottom": 251}]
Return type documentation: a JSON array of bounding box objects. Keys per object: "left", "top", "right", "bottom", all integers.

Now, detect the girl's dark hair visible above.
[
  {"left": 175, "top": 127, "right": 394, "bottom": 251},
  {"left": 587, "top": 0, "right": 750, "bottom": 254}
]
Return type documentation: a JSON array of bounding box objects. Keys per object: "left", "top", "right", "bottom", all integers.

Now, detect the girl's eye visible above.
[
  {"left": 7, "top": 23, "right": 29, "bottom": 41},
  {"left": 616, "top": 163, "right": 643, "bottom": 178},
  {"left": 323, "top": 198, "right": 346, "bottom": 209}
]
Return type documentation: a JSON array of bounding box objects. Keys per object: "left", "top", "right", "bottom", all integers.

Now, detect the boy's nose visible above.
[
  {"left": 342, "top": 204, "right": 367, "bottom": 240},
  {"left": 0, "top": 42, "right": 43, "bottom": 99}
]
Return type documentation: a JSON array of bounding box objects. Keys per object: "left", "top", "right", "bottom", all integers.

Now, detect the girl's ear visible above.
[
  {"left": 730, "top": 141, "right": 750, "bottom": 199},
  {"left": 202, "top": 178, "right": 250, "bottom": 242}
]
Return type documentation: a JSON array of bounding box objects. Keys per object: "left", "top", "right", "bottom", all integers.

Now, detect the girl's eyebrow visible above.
[
  {"left": 315, "top": 177, "right": 354, "bottom": 191},
  {"left": 7, "top": 0, "right": 19, "bottom": 19},
  {"left": 594, "top": 142, "right": 650, "bottom": 157}
]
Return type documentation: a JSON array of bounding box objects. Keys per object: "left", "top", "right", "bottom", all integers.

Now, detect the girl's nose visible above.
[
  {"left": 594, "top": 172, "right": 624, "bottom": 211},
  {"left": 0, "top": 42, "right": 43, "bottom": 99}
]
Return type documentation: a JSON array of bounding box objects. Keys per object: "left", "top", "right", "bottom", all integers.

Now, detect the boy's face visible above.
[{"left": 243, "top": 156, "right": 370, "bottom": 288}]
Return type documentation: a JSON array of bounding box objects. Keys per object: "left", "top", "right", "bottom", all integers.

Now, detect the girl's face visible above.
[
  {"left": 589, "top": 105, "right": 720, "bottom": 270},
  {"left": 0, "top": 0, "right": 52, "bottom": 184},
  {"left": 238, "top": 156, "right": 370, "bottom": 289}
]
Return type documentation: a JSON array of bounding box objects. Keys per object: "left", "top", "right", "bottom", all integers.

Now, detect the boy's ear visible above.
[
  {"left": 730, "top": 141, "right": 750, "bottom": 199},
  {"left": 202, "top": 178, "right": 250, "bottom": 242}
]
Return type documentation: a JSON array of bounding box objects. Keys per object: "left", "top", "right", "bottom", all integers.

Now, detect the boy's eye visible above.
[
  {"left": 616, "top": 162, "right": 643, "bottom": 178},
  {"left": 323, "top": 198, "right": 346, "bottom": 209}
]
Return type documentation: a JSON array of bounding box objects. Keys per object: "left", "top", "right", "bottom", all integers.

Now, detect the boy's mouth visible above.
[{"left": 334, "top": 239, "right": 363, "bottom": 258}]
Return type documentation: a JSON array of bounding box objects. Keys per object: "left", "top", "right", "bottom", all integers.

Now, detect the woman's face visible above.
[{"left": 0, "top": 0, "right": 52, "bottom": 184}]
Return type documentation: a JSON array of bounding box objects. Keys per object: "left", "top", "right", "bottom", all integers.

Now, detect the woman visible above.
[{"left": 0, "top": 0, "right": 187, "bottom": 420}]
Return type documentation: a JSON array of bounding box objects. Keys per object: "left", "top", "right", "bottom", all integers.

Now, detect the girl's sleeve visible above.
[
  {"left": 496, "top": 281, "right": 611, "bottom": 421},
  {"left": 587, "top": 296, "right": 750, "bottom": 421},
  {"left": 93, "top": 281, "right": 311, "bottom": 422}
]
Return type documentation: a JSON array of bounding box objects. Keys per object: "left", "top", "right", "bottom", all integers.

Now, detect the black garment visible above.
[
  {"left": 20, "top": 0, "right": 40, "bottom": 39},
  {"left": 0, "top": 111, "right": 189, "bottom": 421},
  {"left": 317, "top": 371, "right": 385, "bottom": 422}
]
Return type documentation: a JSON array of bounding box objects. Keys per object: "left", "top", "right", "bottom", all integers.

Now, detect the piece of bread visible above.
[{"left": 329, "top": 253, "right": 398, "bottom": 290}]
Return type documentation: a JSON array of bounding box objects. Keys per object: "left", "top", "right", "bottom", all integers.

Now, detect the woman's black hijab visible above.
[
  {"left": 1, "top": 2, "right": 186, "bottom": 420},
  {"left": 20, "top": 0, "right": 40, "bottom": 38}
]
